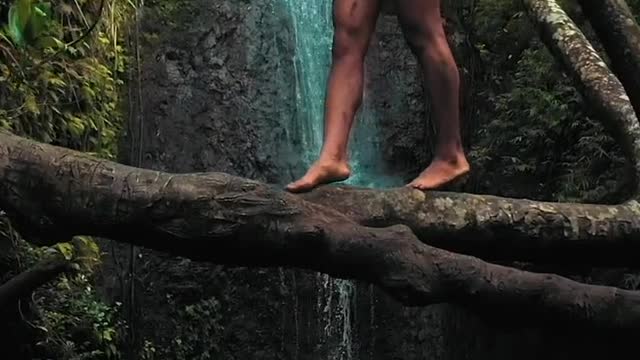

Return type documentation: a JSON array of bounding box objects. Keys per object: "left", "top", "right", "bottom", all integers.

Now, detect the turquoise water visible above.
[
  {"left": 282, "top": 0, "right": 402, "bottom": 189},
  {"left": 280, "top": 0, "right": 401, "bottom": 359},
  {"left": 281, "top": 1, "right": 331, "bottom": 167}
]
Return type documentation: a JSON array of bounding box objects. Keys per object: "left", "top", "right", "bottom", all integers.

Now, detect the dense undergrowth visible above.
[
  {"left": 0, "top": 0, "right": 132, "bottom": 358},
  {"left": 466, "top": 0, "right": 627, "bottom": 203},
  {"left": 1, "top": 0, "right": 639, "bottom": 358}
]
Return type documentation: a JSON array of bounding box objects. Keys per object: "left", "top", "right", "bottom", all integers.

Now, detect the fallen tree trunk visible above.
[
  {"left": 4, "top": 132, "right": 640, "bottom": 265},
  {"left": 3, "top": 131, "right": 640, "bottom": 328},
  {"left": 522, "top": 0, "right": 640, "bottom": 196},
  {"left": 301, "top": 187, "right": 640, "bottom": 266},
  {"left": 577, "top": 0, "right": 640, "bottom": 117},
  {"left": 0, "top": 255, "right": 71, "bottom": 308}
]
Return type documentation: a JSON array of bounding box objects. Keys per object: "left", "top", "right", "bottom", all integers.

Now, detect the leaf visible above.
[
  {"left": 56, "top": 242, "right": 75, "bottom": 260},
  {"left": 48, "top": 76, "right": 66, "bottom": 87},
  {"left": 74, "top": 235, "right": 101, "bottom": 259},
  {"left": 25, "top": 93, "right": 39, "bottom": 114},
  {"left": 34, "top": 325, "right": 49, "bottom": 333},
  {"left": 67, "top": 116, "right": 86, "bottom": 137},
  {"left": 28, "top": 3, "right": 49, "bottom": 40},
  {"left": 36, "top": 36, "right": 64, "bottom": 50},
  {"left": 16, "top": 0, "right": 33, "bottom": 24},
  {"left": 8, "top": 5, "right": 26, "bottom": 46},
  {"left": 81, "top": 86, "right": 96, "bottom": 101},
  {"left": 34, "top": 2, "right": 52, "bottom": 17},
  {"left": 0, "top": 32, "right": 15, "bottom": 47}
]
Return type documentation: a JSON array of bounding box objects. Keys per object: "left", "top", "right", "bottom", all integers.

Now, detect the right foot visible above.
[{"left": 286, "top": 160, "right": 351, "bottom": 193}]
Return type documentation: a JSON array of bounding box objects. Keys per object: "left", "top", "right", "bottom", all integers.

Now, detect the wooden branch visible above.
[
  {"left": 301, "top": 187, "right": 640, "bottom": 266},
  {"left": 522, "top": 0, "right": 640, "bottom": 197},
  {"left": 3, "top": 131, "right": 640, "bottom": 328},
  {"left": 0, "top": 255, "right": 71, "bottom": 308},
  {"left": 578, "top": 0, "right": 640, "bottom": 117}
]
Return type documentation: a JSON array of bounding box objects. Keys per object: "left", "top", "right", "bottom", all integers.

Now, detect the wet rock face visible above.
[{"left": 128, "top": 0, "right": 297, "bottom": 182}]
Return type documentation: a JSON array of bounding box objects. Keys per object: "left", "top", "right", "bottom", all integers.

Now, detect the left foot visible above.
[
  {"left": 408, "top": 154, "right": 470, "bottom": 190},
  {"left": 285, "top": 159, "right": 351, "bottom": 193}
]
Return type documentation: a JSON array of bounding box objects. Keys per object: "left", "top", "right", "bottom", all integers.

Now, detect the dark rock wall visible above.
[{"left": 126, "top": 0, "right": 295, "bottom": 182}]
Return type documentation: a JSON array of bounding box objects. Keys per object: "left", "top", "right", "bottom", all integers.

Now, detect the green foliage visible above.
[
  {"left": 0, "top": 233, "right": 126, "bottom": 359},
  {"left": 0, "top": 0, "right": 133, "bottom": 357},
  {"left": 0, "top": 214, "right": 35, "bottom": 282},
  {"left": 31, "top": 255, "right": 124, "bottom": 360},
  {"left": 0, "top": 0, "right": 132, "bottom": 158},
  {"left": 138, "top": 339, "right": 158, "bottom": 360},
  {"left": 5, "top": 0, "right": 52, "bottom": 47},
  {"left": 164, "top": 296, "right": 224, "bottom": 360},
  {"left": 467, "top": 0, "right": 626, "bottom": 202}
]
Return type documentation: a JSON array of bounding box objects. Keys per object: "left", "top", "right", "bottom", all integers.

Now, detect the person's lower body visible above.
[
  {"left": 286, "top": 0, "right": 380, "bottom": 193},
  {"left": 396, "top": 0, "right": 469, "bottom": 189},
  {"left": 286, "top": 0, "right": 469, "bottom": 193}
]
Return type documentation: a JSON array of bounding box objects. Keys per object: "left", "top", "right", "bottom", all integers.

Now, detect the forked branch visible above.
[{"left": 1, "top": 131, "right": 640, "bottom": 328}]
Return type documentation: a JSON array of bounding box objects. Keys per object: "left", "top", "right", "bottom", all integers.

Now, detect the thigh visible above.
[
  {"left": 394, "top": 0, "right": 443, "bottom": 39},
  {"left": 333, "top": 0, "right": 381, "bottom": 42}
]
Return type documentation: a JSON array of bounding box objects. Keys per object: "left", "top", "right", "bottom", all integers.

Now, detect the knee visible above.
[
  {"left": 332, "top": 19, "right": 370, "bottom": 62},
  {"left": 402, "top": 21, "right": 449, "bottom": 62},
  {"left": 333, "top": 31, "right": 368, "bottom": 63}
]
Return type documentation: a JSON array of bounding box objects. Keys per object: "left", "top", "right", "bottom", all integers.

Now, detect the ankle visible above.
[
  {"left": 319, "top": 152, "right": 348, "bottom": 164},
  {"left": 433, "top": 147, "right": 466, "bottom": 164}
]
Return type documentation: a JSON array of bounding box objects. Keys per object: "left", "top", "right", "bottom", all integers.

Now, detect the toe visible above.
[
  {"left": 407, "top": 180, "right": 423, "bottom": 190},
  {"left": 286, "top": 178, "right": 315, "bottom": 193},
  {"left": 286, "top": 181, "right": 304, "bottom": 192},
  {"left": 287, "top": 184, "right": 306, "bottom": 193},
  {"left": 412, "top": 182, "right": 428, "bottom": 190}
]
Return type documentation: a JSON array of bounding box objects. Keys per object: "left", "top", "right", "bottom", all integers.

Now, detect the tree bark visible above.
[
  {"left": 522, "top": 0, "right": 640, "bottom": 196},
  {"left": 3, "top": 131, "right": 640, "bottom": 328},
  {"left": 0, "top": 255, "right": 71, "bottom": 308},
  {"left": 301, "top": 187, "right": 640, "bottom": 266},
  {"left": 577, "top": 0, "right": 640, "bottom": 117}
]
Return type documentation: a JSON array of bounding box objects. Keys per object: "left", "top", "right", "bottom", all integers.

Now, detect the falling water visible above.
[
  {"left": 281, "top": 1, "right": 331, "bottom": 166},
  {"left": 280, "top": 0, "right": 401, "bottom": 359}
]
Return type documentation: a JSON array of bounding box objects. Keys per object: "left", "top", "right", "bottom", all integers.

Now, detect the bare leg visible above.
[
  {"left": 396, "top": 0, "right": 470, "bottom": 190},
  {"left": 286, "top": 0, "right": 380, "bottom": 193}
]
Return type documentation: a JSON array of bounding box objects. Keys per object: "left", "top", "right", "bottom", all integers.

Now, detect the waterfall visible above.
[
  {"left": 280, "top": 0, "right": 401, "bottom": 359},
  {"left": 281, "top": 0, "right": 400, "bottom": 188},
  {"left": 281, "top": 0, "right": 332, "bottom": 166}
]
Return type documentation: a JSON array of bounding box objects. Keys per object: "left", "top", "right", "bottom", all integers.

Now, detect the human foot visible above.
[
  {"left": 408, "top": 155, "right": 470, "bottom": 190},
  {"left": 286, "top": 160, "right": 351, "bottom": 193}
]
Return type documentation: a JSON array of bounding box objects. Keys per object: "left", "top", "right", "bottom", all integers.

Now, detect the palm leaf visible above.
[
  {"left": 7, "top": 0, "right": 34, "bottom": 47},
  {"left": 7, "top": 6, "right": 25, "bottom": 46}
]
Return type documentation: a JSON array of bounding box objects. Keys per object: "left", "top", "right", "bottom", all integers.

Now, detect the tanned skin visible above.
[{"left": 286, "top": 0, "right": 469, "bottom": 193}]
